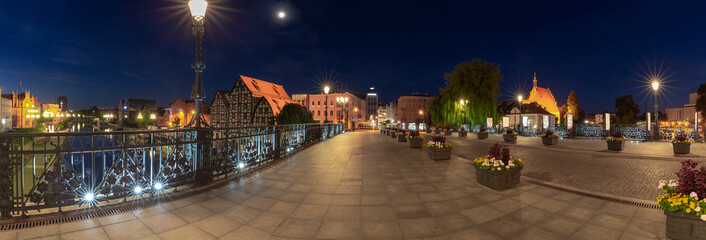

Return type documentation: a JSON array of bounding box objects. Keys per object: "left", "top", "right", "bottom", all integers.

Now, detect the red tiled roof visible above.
[
  {"left": 523, "top": 86, "right": 560, "bottom": 117},
  {"left": 240, "top": 75, "right": 291, "bottom": 100}
]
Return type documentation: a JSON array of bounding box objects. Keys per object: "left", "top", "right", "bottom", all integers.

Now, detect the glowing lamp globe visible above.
[
  {"left": 652, "top": 81, "right": 659, "bottom": 91},
  {"left": 189, "top": 0, "right": 208, "bottom": 17},
  {"left": 324, "top": 86, "right": 330, "bottom": 94},
  {"left": 517, "top": 96, "right": 523, "bottom": 102},
  {"left": 278, "top": 11, "right": 286, "bottom": 18}
]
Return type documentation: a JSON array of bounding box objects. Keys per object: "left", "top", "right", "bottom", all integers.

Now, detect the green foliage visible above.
[
  {"left": 136, "top": 109, "right": 154, "bottom": 128},
  {"left": 428, "top": 59, "right": 502, "bottom": 126},
  {"left": 558, "top": 104, "right": 568, "bottom": 124},
  {"left": 275, "top": 103, "right": 315, "bottom": 125},
  {"left": 615, "top": 94, "right": 640, "bottom": 124}
]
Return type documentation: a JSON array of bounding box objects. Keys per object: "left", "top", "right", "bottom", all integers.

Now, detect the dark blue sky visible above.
[{"left": 1, "top": 0, "right": 705, "bottom": 113}]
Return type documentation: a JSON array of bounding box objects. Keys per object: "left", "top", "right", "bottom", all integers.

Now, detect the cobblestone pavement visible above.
[
  {"left": 433, "top": 133, "right": 706, "bottom": 201},
  {"left": 1, "top": 132, "right": 667, "bottom": 239}
]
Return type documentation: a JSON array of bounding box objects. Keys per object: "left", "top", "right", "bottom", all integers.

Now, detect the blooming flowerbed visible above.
[
  {"left": 658, "top": 160, "right": 706, "bottom": 221},
  {"left": 425, "top": 135, "right": 452, "bottom": 150},
  {"left": 473, "top": 143, "right": 523, "bottom": 171},
  {"left": 542, "top": 130, "right": 558, "bottom": 138},
  {"left": 606, "top": 131, "right": 626, "bottom": 142},
  {"left": 672, "top": 134, "right": 694, "bottom": 144}
]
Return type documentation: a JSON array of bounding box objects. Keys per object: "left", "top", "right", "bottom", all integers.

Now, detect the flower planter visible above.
[
  {"left": 407, "top": 139, "right": 423, "bottom": 148},
  {"left": 673, "top": 143, "right": 691, "bottom": 154},
  {"left": 434, "top": 130, "right": 441, "bottom": 134},
  {"left": 664, "top": 210, "right": 706, "bottom": 240},
  {"left": 397, "top": 135, "right": 407, "bottom": 142},
  {"left": 503, "top": 134, "right": 517, "bottom": 142},
  {"left": 477, "top": 132, "right": 488, "bottom": 139},
  {"left": 390, "top": 133, "right": 397, "bottom": 138},
  {"left": 607, "top": 141, "right": 624, "bottom": 151},
  {"left": 426, "top": 148, "right": 451, "bottom": 160},
  {"left": 444, "top": 131, "right": 452, "bottom": 136},
  {"left": 458, "top": 132, "right": 467, "bottom": 137},
  {"left": 541, "top": 136, "right": 558, "bottom": 145},
  {"left": 474, "top": 165, "right": 523, "bottom": 190}
]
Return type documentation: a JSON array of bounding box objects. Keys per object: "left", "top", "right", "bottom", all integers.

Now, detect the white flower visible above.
[
  {"left": 696, "top": 207, "right": 701, "bottom": 212},
  {"left": 702, "top": 215, "right": 706, "bottom": 221},
  {"left": 496, "top": 167, "right": 501, "bottom": 171},
  {"left": 658, "top": 180, "right": 667, "bottom": 189},
  {"left": 668, "top": 180, "right": 679, "bottom": 188},
  {"left": 690, "top": 192, "right": 699, "bottom": 200},
  {"left": 506, "top": 165, "right": 510, "bottom": 169}
]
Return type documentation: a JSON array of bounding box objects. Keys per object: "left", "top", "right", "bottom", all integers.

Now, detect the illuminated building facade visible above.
[
  {"left": 2, "top": 90, "right": 41, "bottom": 129},
  {"left": 506, "top": 102, "right": 556, "bottom": 132},
  {"left": 211, "top": 75, "right": 298, "bottom": 128},
  {"left": 307, "top": 92, "right": 366, "bottom": 129},
  {"left": 394, "top": 94, "right": 433, "bottom": 130},
  {"left": 522, "top": 73, "right": 560, "bottom": 119},
  {"left": 162, "top": 98, "right": 210, "bottom": 128},
  {"left": 41, "top": 103, "right": 62, "bottom": 124},
  {"left": 366, "top": 87, "right": 378, "bottom": 122},
  {"left": 57, "top": 96, "right": 68, "bottom": 112},
  {"left": 0, "top": 87, "right": 12, "bottom": 131},
  {"left": 665, "top": 93, "right": 700, "bottom": 123},
  {"left": 118, "top": 98, "right": 157, "bottom": 126}
]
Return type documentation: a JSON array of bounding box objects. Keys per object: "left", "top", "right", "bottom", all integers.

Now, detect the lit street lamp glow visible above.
[
  {"left": 517, "top": 95, "right": 523, "bottom": 102},
  {"left": 189, "top": 0, "right": 208, "bottom": 17},
  {"left": 652, "top": 81, "right": 659, "bottom": 91},
  {"left": 83, "top": 193, "right": 95, "bottom": 201},
  {"left": 324, "top": 86, "right": 330, "bottom": 94},
  {"left": 278, "top": 11, "right": 286, "bottom": 18}
]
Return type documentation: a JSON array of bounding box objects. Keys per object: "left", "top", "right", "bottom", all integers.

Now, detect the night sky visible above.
[{"left": 1, "top": 0, "right": 705, "bottom": 113}]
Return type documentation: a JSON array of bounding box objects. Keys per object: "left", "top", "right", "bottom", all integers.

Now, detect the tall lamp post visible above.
[
  {"left": 517, "top": 95, "right": 523, "bottom": 134},
  {"left": 188, "top": 0, "right": 208, "bottom": 127},
  {"left": 460, "top": 99, "right": 468, "bottom": 126},
  {"left": 419, "top": 110, "right": 424, "bottom": 131},
  {"left": 336, "top": 96, "right": 349, "bottom": 128},
  {"left": 324, "top": 86, "right": 330, "bottom": 123},
  {"left": 652, "top": 81, "right": 659, "bottom": 140}
]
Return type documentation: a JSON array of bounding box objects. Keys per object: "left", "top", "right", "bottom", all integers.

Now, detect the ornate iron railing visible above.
[{"left": 0, "top": 123, "right": 343, "bottom": 218}]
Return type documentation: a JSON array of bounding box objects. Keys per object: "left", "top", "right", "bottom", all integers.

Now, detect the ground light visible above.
[
  {"left": 238, "top": 162, "right": 246, "bottom": 169},
  {"left": 134, "top": 186, "right": 143, "bottom": 194},
  {"left": 84, "top": 193, "right": 95, "bottom": 201},
  {"left": 154, "top": 182, "right": 163, "bottom": 190}
]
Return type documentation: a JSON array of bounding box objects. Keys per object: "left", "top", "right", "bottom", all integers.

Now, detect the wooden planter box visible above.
[
  {"left": 541, "top": 136, "right": 558, "bottom": 145},
  {"left": 673, "top": 143, "right": 691, "bottom": 154},
  {"left": 426, "top": 148, "right": 451, "bottom": 160},
  {"left": 503, "top": 134, "right": 517, "bottom": 142},
  {"left": 474, "top": 165, "right": 523, "bottom": 190},
  {"left": 390, "top": 133, "right": 397, "bottom": 138},
  {"left": 607, "top": 141, "right": 624, "bottom": 151},
  {"left": 477, "top": 132, "right": 488, "bottom": 139},
  {"left": 664, "top": 210, "right": 706, "bottom": 240},
  {"left": 444, "top": 131, "right": 453, "bottom": 136},
  {"left": 458, "top": 132, "right": 467, "bottom": 137},
  {"left": 397, "top": 135, "right": 407, "bottom": 142},
  {"left": 407, "top": 139, "right": 423, "bottom": 148}
]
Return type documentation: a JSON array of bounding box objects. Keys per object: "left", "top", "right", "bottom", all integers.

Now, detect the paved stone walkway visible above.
[
  {"left": 437, "top": 132, "right": 705, "bottom": 201},
  {"left": 1, "top": 132, "right": 667, "bottom": 239}
]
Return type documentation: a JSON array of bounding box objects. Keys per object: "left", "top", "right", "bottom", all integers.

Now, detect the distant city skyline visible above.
[{"left": 1, "top": 0, "right": 705, "bottom": 112}]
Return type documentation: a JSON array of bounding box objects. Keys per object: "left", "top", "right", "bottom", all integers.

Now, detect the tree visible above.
[
  {"left": 576, "top": 107, "right": 586, "bottom": 123},
  {"left": 558, "top": 104, "right": 568, "bottom": 124},
  {"left": 136, "top": 109, "right": 154, "bottom": 128},
  {"left": 615, "top": 94, "right": 640, "bottom": 124},
  {"left": 696, "top": 83, "right": 706, "bottom": 135},
  {"left": 275, "top": 103, "right": 315, "bottom": 125},
  {"left": 429, "top": 59, "right": 502, "bottom": 126},
  {"left": 567, "top": 91, "right": 579, "bottom": 115}
]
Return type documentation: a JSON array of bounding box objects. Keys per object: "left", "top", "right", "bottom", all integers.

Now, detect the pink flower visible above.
[
  {"left": 696, "top": 207, "right": 701, "bottom": 212},
  {"left": 690, "top": 192, "right": 699, "bottom": 200}
]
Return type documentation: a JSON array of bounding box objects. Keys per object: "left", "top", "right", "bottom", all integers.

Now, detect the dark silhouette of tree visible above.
[
  {"left": 615, "top": 94, "right": 640, "bottom": 124},
  {"left": 276, "top": 103, "right": 315, "bottom": 125},
  {"left": 559, "top": 104, "right": 568, "bottom": 124}
]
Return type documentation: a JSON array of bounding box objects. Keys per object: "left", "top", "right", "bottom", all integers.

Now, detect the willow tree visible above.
[{"left": 429, "top": 59, "right": 502, "bottom": 126}]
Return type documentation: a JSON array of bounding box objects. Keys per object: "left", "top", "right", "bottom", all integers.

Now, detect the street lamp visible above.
[
  {"left": 324, "top": 86, "right": 330, "bottom": 123},
  {"left": 419, "top": 110, "right": 424, "bottom": 130},
  {"left": 652, "top": 81, "right": 659, "bottom": 140},
  {"left": 460, "top": 99, "right": 468, "bottom": 125},
  {"left": 336, "top": 96, "right": 349, "bottom": 127},
  {"left": 187, "top": 0, "right": 208, "bottom": 128},
  {"left": 517, "top": 95, "right": 523, "bottom": 132}
]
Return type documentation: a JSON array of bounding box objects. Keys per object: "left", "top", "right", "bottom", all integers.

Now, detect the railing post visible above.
[
  {"left": 0, "top": 136, "right": 12, "bottom": 218},
  {"left": 274, "top": 126, "right": 282, "bottom": 160},
  {"left": 195, "top": 127, "right": 213, "bottom": 185}
]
